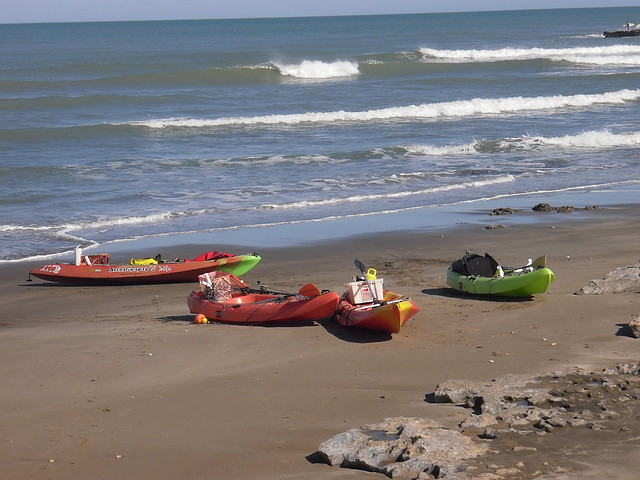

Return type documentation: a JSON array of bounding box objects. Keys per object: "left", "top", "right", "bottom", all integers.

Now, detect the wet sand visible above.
[{"left": 1, "top": 204, "right": 640, "bottom": 479}]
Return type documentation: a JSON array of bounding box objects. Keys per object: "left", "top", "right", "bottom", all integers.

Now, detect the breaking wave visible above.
[
  {"left": 419, "top": 45, "right": 640, "bottom": 65},
  {"left": 273, "top": 59, "right": 360, "bottom": 78},
  {"left": 403, "top": 130, "right": 640, "bottom": 155},
  {"left": 0, "top": 212, "right": 185, "bottom": 238},
  {"left": 257, "top": 174, "right": 516, "bottom": 210},
  {"left": 130, "top": 89, "right": 640, "bottom": 129}
]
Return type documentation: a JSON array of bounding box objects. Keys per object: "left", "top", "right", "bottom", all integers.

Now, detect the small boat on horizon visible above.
[
  {"left": 187, "top": 271, "right": 340, "bottom": 325},
  {"left": 28, "top": 247, "right": 261, "bottom": 285},
  {"left": 604, "top": 21, "right": 640, "bottom": 37}
]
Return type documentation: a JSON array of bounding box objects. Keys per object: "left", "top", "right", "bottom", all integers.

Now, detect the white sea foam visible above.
[
  {"left": 447, "top": 180, "right": 640, "bottom": 207},
  {"left": 131, "top": 89, "right": 640, "bottom": 129},
  {"left": 0, "top": 212, "right": 179, "bottom": 237},
  {"left": 257, "top": 174, "right": 515, "bottom": 210},
  {"left": 539, "top": 130, "right": 640, "bottom": 147},
  {"left": 5, "top": 179, "right": 638, "bottom": 265},
  {"left": 403, "top": 130, "right": 640, "bottom": 156},
  {"left": 403, "top": 142, "right": 481, "bottom": 155},
  {"left": 419, "top": 45, "right": 640, "bottom": 65},
  {"left": 273, "top": 59, "right": 360, "bottom": 78},
  {"left": 0, "top": 224, "right": 51, "bottom": 233}
]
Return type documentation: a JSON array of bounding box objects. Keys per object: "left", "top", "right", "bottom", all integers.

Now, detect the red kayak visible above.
[
  {"left": 187, "top": 272, "right": 340, "bottom": 325},
  {"left": 335, "top": 260, "right": 419, "bottom": 334},
  {"left": 28, "top": 249, "right": 261, "bottom": 285},
  {"left": 336, "top": 290, "right": 420, "bottom": 334}
]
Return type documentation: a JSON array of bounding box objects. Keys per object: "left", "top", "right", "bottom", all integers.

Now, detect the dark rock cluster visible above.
[
  {"left": 488, "top": 204, "right": 601, "bottom": 216},
  {"left": 533, "top": 203, "right": 564, "bottom": 212},
  {"left": 489, "top": 207, "right": 517, "bottom": 216}
]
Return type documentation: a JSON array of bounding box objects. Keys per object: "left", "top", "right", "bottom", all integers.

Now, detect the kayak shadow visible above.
[
  {"left": 421, "top": 287, "right": 460, "bottom": 297},
  {"left": 159, "top": 314, "right": 317, "bottom": 327},
  {"left": 20, "top": 281, "right": 100, "bottom": 288},
  {"left": 421, "top": 287, "right": 534, "bottom": 302},
  {"left": 21, "top": 281, "right": 170, "bottom": 289},
  {"left": 318, "top": 317, "right": 393, "bottom": 343},
  {"left": 160, "top": 314, "right": 195, "bottom": 323}
]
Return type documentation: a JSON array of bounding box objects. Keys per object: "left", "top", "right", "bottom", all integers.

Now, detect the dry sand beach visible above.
[{"left": 1, "top": 204, "right": 640, "bottom": 480}]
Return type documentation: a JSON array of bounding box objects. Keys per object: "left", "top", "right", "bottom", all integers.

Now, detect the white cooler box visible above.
[{"left": 345, "top": 278, "right": 384, "bottom": 304}]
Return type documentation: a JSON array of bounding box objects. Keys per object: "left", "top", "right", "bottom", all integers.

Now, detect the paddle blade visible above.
[
  {"left": 298, "top": 283, "right": 321, "bottom": 297},
  {"left": 532, "top": 255, "right": 547, "bottom": 269},
  {"left": 354, "top": 259, "right": 366, "bottom": 274}
]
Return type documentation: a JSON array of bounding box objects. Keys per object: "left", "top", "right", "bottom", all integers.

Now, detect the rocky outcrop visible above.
[
  {"left": 316, "top": 417, "right": 487, "bottom": 478},
  {"left": 574, "top": 263, "right": 640, "bottom": 294},
  {"left": 629, "top": 314, "right": 640, "bottom": 338},
  {"left": 489, "top": 204, "right": 600, "bottom": 215},
  {"left": 532, "top": 202, "right": 554, "bottom": 212},
  {"left": 313, "top": 363, "right": 640, "bottom": 479},
  {"left": 532, "top": 202, "right": 575, "bottom": 213},
  {"left": 433, "top": 369, "right": 619, "bottom": 432},
  {"left": 489, "top": 207, "right": 517, "bottom": 216}
]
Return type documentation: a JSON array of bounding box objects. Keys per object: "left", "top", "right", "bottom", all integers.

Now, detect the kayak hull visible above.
[
  {"left": 446, "top": 267, "right": 555, "bottom": 296},
  {"left": 187, "top": 289, "right": 340, "bottom": 325},
  {"left": 29, "top": 253, "right": 261, "bottom": 285},
  {"left": 336, "top": 290, "right": 420, "bottom": 334}
]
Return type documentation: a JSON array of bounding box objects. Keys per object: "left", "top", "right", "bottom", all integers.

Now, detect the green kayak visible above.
[{"left": 446, "top": 252, "right": 555, "bottom": 296}]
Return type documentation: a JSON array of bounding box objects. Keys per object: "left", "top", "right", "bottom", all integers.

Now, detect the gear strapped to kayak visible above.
[
  {"left": 188, "top": 271, "right": 340, "bottom": 325},
  {"left": 334, "top": 259, "right": 420, "bottom": 334},
  {"left": 450, "top": 252, "right": 499, "bottom": 277},
  {"left": 28, "top": 247, "right": 261, "bottom": 285},
  {"left": 447, "top": 251, "right": 554, "bottom": 296}
]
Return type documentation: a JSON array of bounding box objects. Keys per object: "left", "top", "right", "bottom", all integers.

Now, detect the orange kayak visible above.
[
  {"left": 187, "top": 272, "right": 340, "bottom": 325},
  {"left": 335, "top": 290, "right": 420, "bottom": 334},
  {"left": 29, "top": 250, "right": 260, "bottom": 285}
]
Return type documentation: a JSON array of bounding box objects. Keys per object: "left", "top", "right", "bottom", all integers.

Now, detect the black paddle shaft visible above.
[{"left": 353, "top": 259, "right": 379, "bottom": 303}]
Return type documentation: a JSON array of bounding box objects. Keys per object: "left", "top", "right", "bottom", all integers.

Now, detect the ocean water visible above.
[{"left": 1, "top": 7, "right": 639, "bottom": 262}]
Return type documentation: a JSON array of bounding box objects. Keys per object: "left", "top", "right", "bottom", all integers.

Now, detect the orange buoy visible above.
[{"left": 194, "top": 313, "right": 208, "bottom": 324}]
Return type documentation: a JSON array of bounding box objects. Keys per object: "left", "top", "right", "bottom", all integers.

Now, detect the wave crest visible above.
[
  {"left": 419, "top": 45, "right": 640, "bottom": 65},
  {"left": 130, "top": 88, "right": 640, "bottom": 129},
  {"left": 273, "top": 59, "right": 359, "bottom": 78},
  {"left": 403, "top": 130, "right": 640, "bottom": 156},
  {"left": 257, "top": 174, "right": 515, "bottom": 210}
]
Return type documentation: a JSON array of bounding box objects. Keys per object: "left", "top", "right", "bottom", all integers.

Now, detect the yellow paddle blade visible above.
[{"left": 532, "top": 255, "right": 547, "bottom": 269}]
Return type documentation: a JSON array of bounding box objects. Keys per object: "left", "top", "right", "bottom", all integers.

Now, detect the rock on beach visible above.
[
  {"left": 315, "top": 363, "right": 640, "bottom": 479},
  {"left": 575, "top": 263, "right": 640, "bottom": 294},
  {"left": 315, "top": 416, "right": 488, "bottom": 479}
]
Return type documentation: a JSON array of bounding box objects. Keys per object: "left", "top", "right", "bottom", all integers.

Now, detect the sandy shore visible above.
[{"left": 2, "top": 204, "right": 640, "bottom": 480}]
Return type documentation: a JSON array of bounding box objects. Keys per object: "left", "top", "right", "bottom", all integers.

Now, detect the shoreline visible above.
[
  {"left": 2, "top": 204, "right": 640, "bottom": 479},
  {"left": 5, "top": 199, "right": 637, "bottom": 286},
  {"left": 3, "top": 181, "right": 638, "bottom": 265}
]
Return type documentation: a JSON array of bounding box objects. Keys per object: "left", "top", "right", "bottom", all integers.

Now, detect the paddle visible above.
[
  {"left": 354, "top": 259, "right": 379, "bottom": 304},
  {"left": 242, "top": 280, "right": 320, "bottom": 298},
  {"left": 248, "top": 284, "right": 320, "bottom": 304},
  {"left": 353, "top": 297, "right": 405, "bottom": 310},
  {"left": 532, "top": 255, "right": 547, "bottom": 269},
  {"left": 504, "top": 255, "right": 548, "bottom": 274}
]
